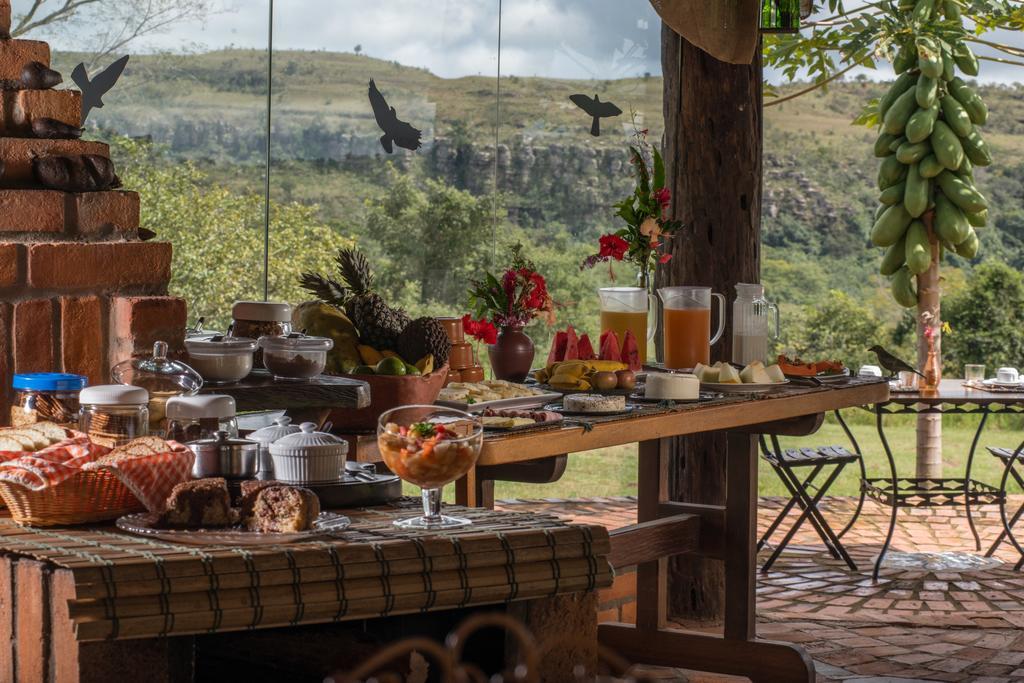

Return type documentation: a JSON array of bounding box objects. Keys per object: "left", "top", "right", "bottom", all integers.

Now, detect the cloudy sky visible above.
[{"left": 19, "top": 0, "right": 1024, "bottom": 84}]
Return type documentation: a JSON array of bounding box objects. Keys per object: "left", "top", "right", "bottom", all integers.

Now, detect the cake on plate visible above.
[
  {"left": 244, "top": 484, "right": 321, "bottom": 533},
  {"left": 158, "top": 477, "right": 234, "bottom": 528},
  {"left": 645, "top": 372, "right": 700, "bottom": 400},
  {"left": 562, "top": 393, "right": 626, "bottom": 413}
]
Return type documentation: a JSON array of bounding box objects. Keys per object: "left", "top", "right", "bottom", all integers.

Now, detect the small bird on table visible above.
[{"left": 868, "top": 345, "right": 925, "bottom": 379}]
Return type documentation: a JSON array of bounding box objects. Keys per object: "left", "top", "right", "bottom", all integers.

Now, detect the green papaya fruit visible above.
[
  {"left": 961, "top": 127, "right": 992, "bottom": 166},
  {"left": 904, "top": 163, "right": 929, "bottom": 218},
  {"left": 893, "top": 42, "right": 918, "bottom": 74},
  {"left": 942, "top": 48, "right": 955, "bottom": 81},
  {"left": 936, "top": 171, "right": 987, "bottom": 213},
  {"left": 917, "top": 39, "right": 944, "bottom": 79},
  {"left": 874, "top": 132, "right": 899, "bottom": 157},
  {"left": 912, "top": 0, "right": 935, "bottom": 21},
  {"left": 875, "top": 203, "right": 888, "bottom": 221},
  {"left": 889, "top": 136, "right": 907, "bottom": 152},
  {"left": 958, "top": 156, "right": 974, "bottom": 178},
  {"left": 939, "top": 94, "right": 972, "bottom": 137},
  {"left": 930, "top": 120, "right": 965, "bottom": 170},
  {"left": 891, "top": 266, "right": 918, "bottom": 308},
  {"left": 949, "top": 77, "right": 988, "bottom": 124},
  {"left": 943, "top": 0, "right": 961, "bottom": 19},
  {"left": 918, "top": 154, "right": 944, "bottom": 178},
  {"left": 905, "top": 103, "right": 938, "bottom": 143},
  {"left": 953, "top": 43, "right": 979, "bottom": 76},
  {"left": 880, "top": 234, "right": 908, "bottom": 275},
  {"left": 955, "top": 228, "right": 979, "bottom": 258},
  {"left": 883, "top": 87, "right": 920, "bottom": 135},
  {"left": 879, "top": 181, "right": 906, "bottom": 206},
  {"left": 934, "top": 193, "right": 970, "bottom": 245},
  {"left": 915, "top": 75, "right": 937, "bottom": 108},
  {"left": 879, "top": 72, "right": 919, "bottom": 119},
  {"left": 872, "top": 203, "right": 913, "bottom": 247},
  {"left": 905, "top": 220, "right": 932, "bottom": 274},
  {"left": 896, "top": 140, "right": 931, "bottom": 164},
  {"left": 965, "top": 207, "right": 987, "bottom": 227},
  {"left": 878, "top": 154, "right": 908, "bottom": 190}
]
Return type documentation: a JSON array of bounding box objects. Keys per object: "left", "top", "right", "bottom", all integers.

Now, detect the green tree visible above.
[
  {"left": 111, "top": 137, "right": 351, "bottom": 330},
  {"left": 943, "top": 260, "right": 1024, "bottom": 370},
  {"left": 780, "top": 290, "right": 885, "bottom": 369}
]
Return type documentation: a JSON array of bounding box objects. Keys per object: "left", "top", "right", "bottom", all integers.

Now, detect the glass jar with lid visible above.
[
  {"left": 231, "top": 301, "right": 292, "bottom": 367},
  {"left": 11, "top": 373, "right": 87, "bottom": 428},
  {"left": 79, "top": 385, "right": 149, "bottom": 447},
  {"left": 184, "top": 336, "right": 257, "bottom": 384},
  {"left": 165, "top": 394, "right": 238, "bottom": 443},
  {"left": 112, "top": 341, "right": 203, "bottom": 430},
  {"left": 258, "top": 334, "right": 333, "bottom": 380}
]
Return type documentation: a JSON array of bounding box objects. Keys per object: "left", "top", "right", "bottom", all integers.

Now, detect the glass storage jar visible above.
[
  {"left": 258, "top": 334, "right": 333, "bottom": 380},
  {"left": 231, "top": 301, "right": 292, "bottom": 367},
  {"left": 79, "top": 385, "right": 149, "bottom": 447},
  {"left": 112, "top": 341, "right": 203, "bottom": 430},
  {"left": 248, "top": 416, "right": 301, "bottom": 479},
  {"left": 10, "top": 373, "right": 87, "bottom": 428},
  {"left": 184, "top": 336, "right": 257, "bottom": 384},
  {"left": 165, "top": 394, "right": 238, "bottom": 443}
]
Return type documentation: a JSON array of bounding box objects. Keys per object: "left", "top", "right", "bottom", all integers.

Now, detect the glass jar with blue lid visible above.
[{"left": 10, "top": 373, "right": 88, "bottom": 428}]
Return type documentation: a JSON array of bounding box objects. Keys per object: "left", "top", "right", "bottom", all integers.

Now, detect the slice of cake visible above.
[
  {"left": 245, "top": 485, "right": 321, "bottom": 533},
  {"left": 562, "top": 393, "right": 626, "bottom": 413},
  {"left": 158, "top": 477, "right": 234, "bottom": 528},
  {"left": 645, "top": 372, "right": 700, "bottom": 400}
]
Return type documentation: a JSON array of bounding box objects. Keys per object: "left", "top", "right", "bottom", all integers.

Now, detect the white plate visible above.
[
  {"left": 700, "top": 379, "right": 790, "bottom": 394},
  {"left": 115, "top": 511, "right": 351, "bottom": 546},
  {"left": 982, "top": 378, "right": 1024, "bottom": 389},
  {"left": 437, "top": 392, "right": 563, "bottom": 414}
]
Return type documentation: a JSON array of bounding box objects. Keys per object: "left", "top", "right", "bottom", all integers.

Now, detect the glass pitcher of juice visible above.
[
  {"left": 598, "top": 287, "right": 655, "bottom": 363},
  {"left": 657, "top": 286, "right": 725, "bottom": 369}
]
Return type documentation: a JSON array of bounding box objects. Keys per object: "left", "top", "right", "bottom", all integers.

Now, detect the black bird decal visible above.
[
  {"left": 569, "top": 93, "right": 622, "bottom": 137},
  {"left": 368, "top": 79, "right": 421, "bottom": 154},
  {"left": 868, "top": 345, "right": 925, "bottom": 379},
  {"left": 71, "top": 55, "right": 130, "bottom": 125}
]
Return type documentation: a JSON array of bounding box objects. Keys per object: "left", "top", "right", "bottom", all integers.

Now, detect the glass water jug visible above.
[{"left": 731, "top": 283, "right": 779, "bottom": 366}]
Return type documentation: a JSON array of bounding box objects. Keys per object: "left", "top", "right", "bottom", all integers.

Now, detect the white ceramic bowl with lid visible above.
[
  {"left": 258, "top": 334, "right": 333, "bottom": 380},
  {"left": 248, "top": 416, "right": 302, "bottom": 479},
  {"left": 184, "top": 336, "right": 257, "bottom": 383},
  {"left": 269, "top": 422, "right": 348, "bottom": 484}
]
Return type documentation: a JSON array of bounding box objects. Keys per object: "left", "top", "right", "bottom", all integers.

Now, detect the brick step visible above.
[
  {"left": 0, "top": 137, "right": 110, "bottom": 185},
  {"left": 0, "top": 39, "right": 50, "bottom": 83},
  {"left": 0, "top": 189, "right": 139, "bottom": 236},
  {"left": 0, "top": 89, "right": 81, "bottom": 135}
]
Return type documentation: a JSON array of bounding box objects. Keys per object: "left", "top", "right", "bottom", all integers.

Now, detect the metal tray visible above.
[
  {"left": 437, "top": 392, "right": 563, "bottom": 413},
  {"left": 116, "top": 511, "right": 351, "bottom": 546}
]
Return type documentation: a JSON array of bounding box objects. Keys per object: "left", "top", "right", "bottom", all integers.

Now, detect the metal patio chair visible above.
[{"left": 985, "top": 444, "right": 1024, "bottom": 571}]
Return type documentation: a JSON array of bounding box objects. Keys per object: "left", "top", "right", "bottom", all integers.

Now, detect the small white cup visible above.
[
  {"left": 997, "top": 367, "right": 1020, "bottom": 384},
  {"left": 859, "top": 365, "right": 883, "bottom": 378}
]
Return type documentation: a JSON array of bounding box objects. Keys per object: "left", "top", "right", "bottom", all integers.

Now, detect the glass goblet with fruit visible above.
[{"left": 377, "top": 405, "right": 484, "bottom": 529}]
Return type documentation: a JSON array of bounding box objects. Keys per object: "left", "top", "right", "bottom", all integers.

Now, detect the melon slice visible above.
[
  {"left": 577, "top": 334, "right": 596, "bottom": 361},
  {"left": 547, "top": 331, "right": 568, "bottom": 366},
  {"left": 739, "top": 361, "right": 771, "bottom": 384},
  {"left": 564, "top": 326, "right": 580, "bottom": 360},
  {"left": 718, "top": 364, "right": 741, "bottom": 384},
  {"left": 765, "top": 364, "right": 786, "bottom": 383},
  {"left": 700, "top": 365, "right": 721, "bottom": 383},
  {"left": 599, "top": 330, "right": 621, "bottom": 362},
  {"left": 693, "top": 362, "right": 709, "bottom": 381},
  {"left": 620, "top": 330, "right": 641, "bottom": 371}
]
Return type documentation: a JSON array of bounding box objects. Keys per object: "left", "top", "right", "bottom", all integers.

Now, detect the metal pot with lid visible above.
[{"left": 188, "top": 430, "right": 259, "bottom": 479}]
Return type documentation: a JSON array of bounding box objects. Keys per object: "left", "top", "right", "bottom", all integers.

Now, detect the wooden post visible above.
[
  {"left": 658, "top": 25, "right": 763, "bottom": 624},
  {"left": 0, "top": 0, "right": 10, "bottom": 39},
  {"left": 916, "top": 220, "right": 942, "bottom": 478}
]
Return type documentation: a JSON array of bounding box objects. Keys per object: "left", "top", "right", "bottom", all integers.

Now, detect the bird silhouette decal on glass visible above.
[
  {"left": 368, "top": 79, "right": 421, "bottom": 154},
  {"left": 868, "top": 345, "right": 924, "bottom": 379},
  {"left": 71, "top": 55, "right": 130, "bottom": 125},
  {"left": 569, "top": 93, "right": 622, "bottom": 137}
]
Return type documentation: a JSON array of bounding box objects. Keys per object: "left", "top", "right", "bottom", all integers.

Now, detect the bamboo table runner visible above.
[{"left": 0, "top": 504, "right": 611, "bottom": 642}]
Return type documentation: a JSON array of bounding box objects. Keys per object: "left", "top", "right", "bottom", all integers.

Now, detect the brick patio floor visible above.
[{"left": 496, "top": 495, "right": 1024, "bottom": 682}]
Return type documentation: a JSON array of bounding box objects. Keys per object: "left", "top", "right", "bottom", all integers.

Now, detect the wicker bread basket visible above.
[{"left": 0, "top": 468, "right": 144, "bottom": 526}]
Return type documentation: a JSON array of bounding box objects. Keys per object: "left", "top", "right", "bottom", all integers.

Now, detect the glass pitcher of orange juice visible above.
[
  {"left": 657, "top": 286, "right": 725, "bottom": 369},
  {"left": 598, "top": 287, "right": 655, "bottom": 363}
]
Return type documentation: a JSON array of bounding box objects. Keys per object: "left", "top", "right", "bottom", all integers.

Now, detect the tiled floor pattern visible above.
[{"left": 496, "top": 495, "right": 1024, "bottom": 682}]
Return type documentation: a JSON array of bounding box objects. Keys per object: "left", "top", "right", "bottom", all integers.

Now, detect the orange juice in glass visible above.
[
  {"left": 598, "top": 287, "right": 654, "bottom": 363},
  {"left": 657, "top": 286, "right": 725, "bottom": 369}
]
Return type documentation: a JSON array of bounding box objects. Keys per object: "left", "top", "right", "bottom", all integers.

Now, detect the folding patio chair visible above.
[
  {"left": 985, "top": 445, "right": 1024, "bottom": 571},
  {"left": 757, "top": 429, "right": 866, "bottom": 572}
]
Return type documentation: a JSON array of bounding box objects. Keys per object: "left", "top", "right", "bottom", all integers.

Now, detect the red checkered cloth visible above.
[{"left": 0, "top": 435, "right": 193, "bottom": 513}]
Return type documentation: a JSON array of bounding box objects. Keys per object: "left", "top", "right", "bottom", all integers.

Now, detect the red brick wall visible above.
[{"left": 597, "top": 568, "right": 637, "bottom": 624}]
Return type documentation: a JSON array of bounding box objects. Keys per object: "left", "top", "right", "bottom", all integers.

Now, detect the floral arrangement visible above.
[
  {"left": 466, "top": 244, "right": 555, "bottom": 337},
  {"left": 582, "top": 128, "right": 683, "bottom": 287}
]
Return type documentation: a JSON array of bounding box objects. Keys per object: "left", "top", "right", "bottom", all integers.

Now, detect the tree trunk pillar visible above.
[
  {"left": 658, "top": 25, "right": 763, "bottom": 625},
  {"left": 916, "top": 229, "right": 942, "bottom": 478}
]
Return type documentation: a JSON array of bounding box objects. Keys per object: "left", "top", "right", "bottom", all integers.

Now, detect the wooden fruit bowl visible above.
[{"left": 325, "top": 365, "right": 449, "bottom": 433}]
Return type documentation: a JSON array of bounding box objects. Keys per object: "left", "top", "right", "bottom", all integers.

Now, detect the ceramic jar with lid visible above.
[
  {"left": 184, "top": 336, "right": 256, "bottom": 384},
  {"left": 111, "top": 341, "right": 203, "bottom": 428},
  {"left": 79, "top": 384, "right": 149, "bottom": 446},
  {"left": 231, "top": 301, "right": 292, "bottom": 367},
  {"left": 11, "top": 372, "right": 87, "bottom": 427},
  {"left": 269, "top": 422, "right": 348, "bottom": 484},
  {"left": 248, "top": 416, "right": 302, "bottom": 479},
  {"left": 165, "top": 394, "right": 238, "bottom": 443},
  {"left": 258, "top": 334, "right": 333, "bottom": 380},
  {"left": 187, "top": 431, "right": 259, "bottom": 479}
]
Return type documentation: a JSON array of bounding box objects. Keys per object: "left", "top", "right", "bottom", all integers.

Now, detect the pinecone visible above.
[
  {"left": 334, "top": 248, "right": 410, "bottom": 350},
  {"left": 397, "top": 317, "right": 450, "bottom": 368}
]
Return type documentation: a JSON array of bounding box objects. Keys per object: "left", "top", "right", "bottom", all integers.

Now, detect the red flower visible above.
[
  {"left": 659, "top": 253, "right": 673, "bottom": 264},
  {"left": 598, "top": 234, "right": 629, "bottom": 261},
  {"left": 462, "top": 314, "right": 498, "bottom": 345},
  {"left": 653, "top": 187, "right": 671, "bottom": 208}
]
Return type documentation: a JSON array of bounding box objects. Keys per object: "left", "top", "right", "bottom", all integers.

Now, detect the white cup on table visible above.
[{"left": 997, "top": 367, "right": 1020, "bottom": 384}]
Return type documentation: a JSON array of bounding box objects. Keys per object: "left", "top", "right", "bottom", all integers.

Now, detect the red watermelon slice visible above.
[
  {"left": 621, "top": 330, "right": 641, "bottom": 371},
  {"left": 599, "top": 330, "right": 621, "bottom": 362},
  {"left": 547, "top": 331, "right": 568, "bottom": 366},
  {"left": 577, "top": 334, "right": 596, "bottom": 361},
  {"left": 564, "top": 326, "right": 579, "bottom": 360}
]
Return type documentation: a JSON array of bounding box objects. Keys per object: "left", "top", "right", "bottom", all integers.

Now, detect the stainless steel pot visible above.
[{"left": 187, "top": 431, "right": 258, "bottom": 479}]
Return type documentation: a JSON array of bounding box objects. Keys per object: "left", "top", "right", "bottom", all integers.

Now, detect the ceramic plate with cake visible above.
[
  {"left": 543, "top": 393, "right": 639, "bottom": 416},
  {"left": 694, "top": 361, "right": 789, "bottom": 393}
]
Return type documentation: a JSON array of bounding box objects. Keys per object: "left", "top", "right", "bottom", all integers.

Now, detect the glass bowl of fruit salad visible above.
[{"left": 377, "top": 405, "right": 484, "bottom": 529}]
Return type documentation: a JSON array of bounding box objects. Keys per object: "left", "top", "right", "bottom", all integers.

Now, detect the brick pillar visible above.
[{"left": 0, "top": 36, "right": 186, "bottom": 424}]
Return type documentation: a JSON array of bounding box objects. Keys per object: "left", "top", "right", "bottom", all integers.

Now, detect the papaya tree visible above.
[{"left": 764, "top": 0, "right": 1024, "bottom": 477}]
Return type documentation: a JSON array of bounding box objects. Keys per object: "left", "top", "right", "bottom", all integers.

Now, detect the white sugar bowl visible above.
[{"left": 268, "top": 422, "right": 348, "bottom": 484}]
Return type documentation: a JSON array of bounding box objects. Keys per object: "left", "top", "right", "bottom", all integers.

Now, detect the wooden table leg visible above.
[
  {"left": 724, "top": 430, "right": 757, "bottom": 641},
  {"left": 636, "top": 438, "right": 668, "bottom": 630}
]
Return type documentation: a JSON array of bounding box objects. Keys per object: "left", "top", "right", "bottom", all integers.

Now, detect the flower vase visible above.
[{"left": 488, "top": 325, "right": 534, "bottom": 383}]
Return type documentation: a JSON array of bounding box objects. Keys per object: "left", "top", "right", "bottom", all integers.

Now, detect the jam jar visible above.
[
  {"left": 231, "top": 301, "right": 292, "bottom": 367},
  {"left": 79, "top": 384, "right": 149, "bottom": 447}
]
